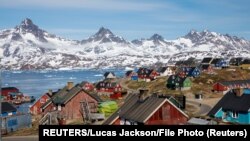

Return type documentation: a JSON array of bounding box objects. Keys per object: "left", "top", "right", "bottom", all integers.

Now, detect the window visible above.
[
  {"left": 232, "top": 111, "right": 238, "bottom": 118},
  {"left": 58, "top": 105, "right": 61, "bottom": 111},
  {"left": 40, "top": 98, "right": 45, "bottom": 104},
  {"left": 223, "top": 112, "right": 228, "bottom": 119}
]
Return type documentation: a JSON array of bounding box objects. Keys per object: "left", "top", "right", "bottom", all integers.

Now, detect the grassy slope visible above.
[{"left": 126, "top": 68, "right": 250, "bottom": 96}]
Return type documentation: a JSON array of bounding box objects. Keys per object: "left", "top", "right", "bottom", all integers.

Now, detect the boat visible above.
[{"left": 22, "top": 96, "right": 36, "bottom": 103}]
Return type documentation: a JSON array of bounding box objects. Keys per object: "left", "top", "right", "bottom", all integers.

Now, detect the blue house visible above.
[
  {"left": 208, "top": 88, "right": 250, "bottom": 124},
  {"left": 1, "top": 102, "right": 32, "bottom": 134},
  {"left": 131, "top": 75, "right": 138, "bottom": 81},
  {"left": 177, "top": 67, "right": 200, "bottom": 78},
  {"left": 187, "top": 67, "right": 201, "bottom": 78},
  {"left": 1, "top": 102, "right": 17, "bottom": 117}
]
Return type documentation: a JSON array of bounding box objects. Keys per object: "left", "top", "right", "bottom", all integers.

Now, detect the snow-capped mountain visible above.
[
  {"left": 81, "top": 27, "right": 128, "bottom": 44},
  {"left": 0, "top": 18, "right": 250, "bottom": 70},
  {"left": 174, "top": 30, "right": 250, "bottom": 51}
]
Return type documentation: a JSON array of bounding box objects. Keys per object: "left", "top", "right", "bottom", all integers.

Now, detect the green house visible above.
[{"left": 167, "top": 75, "right": 192, "bottom": 91}]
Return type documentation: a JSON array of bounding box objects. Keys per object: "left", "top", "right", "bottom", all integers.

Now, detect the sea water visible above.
[{"left": 1, "top": 69, "right": 126, "bottom": 98}]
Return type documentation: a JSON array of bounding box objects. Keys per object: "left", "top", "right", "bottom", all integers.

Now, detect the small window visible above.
[
  {"left": 232, "top": 111, "right": 238, "bottom": 118},
  {"left": 58, "top": 105, "right": 61, "bottom": 111},
  {"left": 40, "top": 98, "right": 45, "bottom": 104}
]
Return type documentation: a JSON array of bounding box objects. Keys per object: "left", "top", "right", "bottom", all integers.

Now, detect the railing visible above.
[{"left": 39, "top": 111, "right": 58, "bottom": 125}]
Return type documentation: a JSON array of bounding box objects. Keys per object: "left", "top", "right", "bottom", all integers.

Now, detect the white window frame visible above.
[
  {"left": 58, "top": 105, "right": 62, "bottom": 111},
  {"left": 232, "top": 111, "right": 238, "bottom": 118}
]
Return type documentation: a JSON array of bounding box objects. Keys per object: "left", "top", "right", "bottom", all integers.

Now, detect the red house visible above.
[
  {"left": 96, "top": 81, "right": 122, "bottom": 93},
  {"left": 137, "top": 68, "right": 159, "bottom": 81},
  {"left": 30, "top": 93, "right": 51, "bottom": 115},
  {"left": 213, "top": 80, "right": 250, "bottom": 93},
  {"left": 103, "top": 89, "right": 188, "bottom": 125},
  {"left": 80, "top": 81, "right": 94, "bottom": 91},
  {"left": 148, "top": 69, "right": 159, "bottom": 80},
  {"left": 110, "top": 85, "right": 123, "bottom": 99},
  {"left": 40, "top": 99, "right": 55, "bottom": 114},
  {"left": 1, "top": 87, "right": 19, "bottom": 97},
  {"left": 96, "top": 81, "right": 122, "bottom": 99},
  {"left": 40, "top": 82, "right": 102, "bottom": 121},
  {"left": 178, "top": 71, "right": 186, "bottom": 78}
]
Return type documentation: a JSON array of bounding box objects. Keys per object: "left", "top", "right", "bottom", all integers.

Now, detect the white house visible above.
[{"left": 158, "top": 67, "right": 174, "bottom": 76}]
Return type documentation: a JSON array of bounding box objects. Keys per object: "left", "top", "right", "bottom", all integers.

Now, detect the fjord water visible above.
[{"left": 2, "top": 69, "right": 125, "bottom": 98}]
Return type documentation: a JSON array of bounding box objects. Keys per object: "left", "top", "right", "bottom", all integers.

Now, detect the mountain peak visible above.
[
  {"left": 15, "top": 18, "right": 47, "bottom": 42},
  {"left": 19, "top": 18, "right": 38, "bottom": 31},
  {"left": 202, "top": 29, "right": 210, "bottom": 33},
  {"left": 82, "top": 27, "right": 127, "bottom": 44},
  {"left": 21, "top": 18, "right": 34, "bottom": 27},
  {"left": 95, "top": 27, "right": 113, "bottom": 37},
  {"left": 150, "top": 34, "right": 164, "bottom": 41}
]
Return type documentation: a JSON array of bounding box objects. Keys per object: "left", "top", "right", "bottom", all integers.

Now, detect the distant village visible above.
[{"left": 1, "top": 57, "right": 250, "bottom": 134}]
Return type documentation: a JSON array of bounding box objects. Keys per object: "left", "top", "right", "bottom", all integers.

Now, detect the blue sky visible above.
[{"left": 0, "top": 0, "right": 250, "bottom": 40}]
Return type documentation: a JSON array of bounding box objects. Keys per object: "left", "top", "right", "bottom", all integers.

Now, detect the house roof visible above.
[
  {"left": 208, "top": 90, "right": 250, "bottom": 116},
  {"left": 40, "top": 89, "right": 62, "bottom": 109},
  {"left": 79, "top": 81, "right": 89, "bottom": 87},
  {"left": 95, "top": 81, "right": 119, "bottom": 89},
  {"left": 125, "top": 70, "right": 133, "bottom": 76},
  {"left": 104, "top": 72, "right": 115, "bottom": 78},
  {"left": 105, "top": 94, "right": 188, "bottom": 124},
  {"left": 2, "top": 87, "right": 19, "bottom": 91},
  {"left": 41, "top": 83, "right": 101, "bottom": 107},
  {"left": 219, "top": 80, "right": 250, "bottom": 86},
  {"left": 211, "top": 58, "right": 221, "bottom": 65},
  {"left": 241, "top": 59, "right": 250, "bottom": 64},
  {"left": 40, "top": 99, "right": 52, "bottom": 110},
  {"left": 168, "top": 96, "right": 183, "bottom": 108},
  {"left": 229, "top": 57, "right": 244, "bottom": 65},
  {"left": 30, "top": 93, "right": 50, "bottom": 108},
  {"left": 189, "top": 67, "right": 200, "bottom": 73},
  {"left": 175, "top": 58, "right": 196, "bottom": 66},
  {"left": 102, "top": 110, "right": 119, "bottom": 125},
  {"left": 53, "top": 86, "right": 82, "bottom": 104},
  {"left": 137, "top": 68, "right": 150, "bottom": 75},
  {"left": 119, "top": 95, "right": 166, "bottom": 123},
  {"left": 2, "top": 102, "right": 17, "bottom": 113},
  {"left": 158, "top": 67, "right": 168, "bottom": 73},
  {"left": 88, "top": 92, "right": 103, "bottom": 102},
  {"left": 201, "top": 58, "right": 213, "bottom": 64}
]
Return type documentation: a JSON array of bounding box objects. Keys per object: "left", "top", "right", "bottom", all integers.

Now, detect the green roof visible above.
[
  {"left": 168, "top": 96, "right": 183, "bottom": 108},
  {"left": 53, "top": 86, "right": 81, "bottom": 105}
]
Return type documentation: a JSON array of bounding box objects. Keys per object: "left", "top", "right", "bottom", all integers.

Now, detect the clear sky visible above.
[{"left": 0, "top": 0, "right": 250, "bottom": 40}]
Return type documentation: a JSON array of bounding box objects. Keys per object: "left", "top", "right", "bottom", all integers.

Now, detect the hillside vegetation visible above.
[{"left": 125, "top": 68, "right": 250, "bottom": 97}]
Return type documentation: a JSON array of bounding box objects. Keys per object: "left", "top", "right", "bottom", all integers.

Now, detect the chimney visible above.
[
  {"left": 48, "top": 89, "right": 53, "bottom": 96},
  {"left": 233, "top": 88, "right": 244, "bottom": 97},
  {"left": 138, "top": 89, "right": 149, "bottom": 102},
  {"left": 67, "top": 82, "right": 74, "bottom": 90}
]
